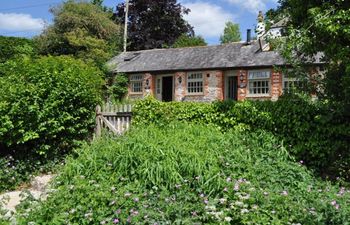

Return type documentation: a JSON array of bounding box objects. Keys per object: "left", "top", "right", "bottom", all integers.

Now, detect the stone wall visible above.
[{"left": 174, "top": 72, "right": 186, "bottom": 101}]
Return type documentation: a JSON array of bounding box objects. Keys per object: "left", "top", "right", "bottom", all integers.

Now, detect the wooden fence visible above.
[{"left": 95, "top": 104, "right": 132, "bottom": 137}]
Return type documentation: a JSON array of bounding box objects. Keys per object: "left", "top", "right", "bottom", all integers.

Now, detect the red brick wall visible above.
[
  {"left": 237, "top": 70, "right": 248, "bottom": 101},
  {"left": 271, "top": 69, "right": 282, "bottom": 101},
  {"left": 126, "top": 68, "right": 290, "bottom": 101}
]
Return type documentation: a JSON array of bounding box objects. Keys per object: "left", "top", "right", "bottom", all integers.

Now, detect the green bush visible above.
[
  {"left": 109, "top": 73, "right": 128, "bottom": 101},
  {"left": 16, "top": 123, "right": 350, "bottom": 224},
  {"left": 0, "top": 56, "right": 103, "bottom": 156},
  {"left": 133, "top": 96, "right": 350, "bottom": 179},
  {"left": 0, "top": 36, "right": 37, "bottom": 63}
]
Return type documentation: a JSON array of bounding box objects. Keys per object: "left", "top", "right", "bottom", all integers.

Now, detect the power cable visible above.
[{"left": 0, "top": 2, "right": 61, "bottom": 11}]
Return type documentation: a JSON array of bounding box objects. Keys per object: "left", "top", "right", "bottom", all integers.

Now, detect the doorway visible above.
[
  {"left": 227, "top": 76, "right": 238, "bottom": 101},
  {"left": 162, "top": 76, "right": 173, "bottom": 102}
]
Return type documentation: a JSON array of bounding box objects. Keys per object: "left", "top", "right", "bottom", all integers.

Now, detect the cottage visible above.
[{"left": 107, "top": 18, "right": 323, "bottom": 102}]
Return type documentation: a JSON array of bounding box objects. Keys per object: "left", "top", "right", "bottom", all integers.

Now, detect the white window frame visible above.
[
  {"left": 156, "top": 78, "right": 161, "bottom": 94},
  {"left": 247, "top": 70, "right": 271, "bottom": 96},
  {"left": 130, "top": 74, "right": 143, "bottom": 94},
  {"left": 187, "top": 72, "right": 204, "bottom": 95}
]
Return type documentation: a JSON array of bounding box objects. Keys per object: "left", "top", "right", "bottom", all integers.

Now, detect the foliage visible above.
[
  {"left": 91, "top": 0, "right": 113, "bottom": 12},
  {"left": 109, "top": 73, "right": 129, "bottom": 101},
  {"left": 172, "top": 34, "right": 207, "bottom": 48},
  {"left": 0, "top": 56, "right": 103, "bottom": 156},
  {"left": 133, "top": 96, "right": 350, "bottom": 180},
  {"left": 0, "top": 154, "right": 63, "bottom": 193},
  {"left": 273, "top": 0, "right": 350, "bottom": 117},
  {"left": 15, "top": 123, "right": 350, "bottom": 224},
  {"left": 116, "top": 0, "right": 194, "bottom": 50},
  {"left": 220, "top": 21, "right": 241, "bottom": 44},
  {"left": 0, "top": 36, "right": 36, "bottom": 63},
  {"left": 35, "top": 0, "right": 122, "bottom": 69}
]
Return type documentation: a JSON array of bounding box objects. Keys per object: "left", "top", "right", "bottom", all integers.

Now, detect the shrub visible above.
[
  {"left": 0, "top": 56, "right": 103, "bottom": 156},
  {"left": 109, "top": 73, "right": 128, "bottom": 101},
  {"left": 0, "top": 36, "right": 36, "bottom": 63},
  {"left": 15, "top": 123, "right": 350, "bottom": 224},
  {"left": 133, "top": 96, "right": 350, "bottom": 179}
]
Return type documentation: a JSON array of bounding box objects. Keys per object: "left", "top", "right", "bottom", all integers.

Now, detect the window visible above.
[
  {"left": 187, "top": 73, "right": 203, "bottom": 94},
  {"left": 248, "top": 71, "right": 270, "bottom": 95},
  {"left": 130, "top": 74, "right": 143, "bottom": 93},
  {"left": 156, "top": 78, "right": 161, "bottom": 94},
  {"left": 283, "top": 74, "right": 304, "bottom": 93}
]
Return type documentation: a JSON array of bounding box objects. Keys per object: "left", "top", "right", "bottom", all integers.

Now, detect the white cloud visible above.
[
  {"left": 225, "top": 0, "right": 277, "bottom": 14},
  {"left": 182, "top": 2, "right": 234, "bottom": 38},
  {"left": 0, "top": 13, "right": 45, "bottom": 32}
]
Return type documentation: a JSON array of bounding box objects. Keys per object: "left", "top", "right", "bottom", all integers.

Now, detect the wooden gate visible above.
[{"left": 95, "top": 104, "right": 132, "bottom": 137}]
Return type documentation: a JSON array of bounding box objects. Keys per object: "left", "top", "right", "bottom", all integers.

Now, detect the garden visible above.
[
  {"left": 1, "top": 0, "right": 350, "bottom": 224},
  {"left": 1, "top": 95, "right": 349, "bottom": 224}
]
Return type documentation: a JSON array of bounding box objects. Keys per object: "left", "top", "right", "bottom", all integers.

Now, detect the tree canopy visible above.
[
  {"left": 220, "top": 22, "right": 241, "bottom": 44},
  {"left": 35, "top": 0, "right": 122, "bottom": 69},
  {"left": 274, "top": 0, "right": 350, "bottom": 113},
  {"left": 116, "top": 0, "right": 193, "bottom": 51},
  {"left": 172, "top": 34, "right": 207, "bottom": 48},
  {"left": 0, "top": 36, "right": 36, "bottom": 63}
]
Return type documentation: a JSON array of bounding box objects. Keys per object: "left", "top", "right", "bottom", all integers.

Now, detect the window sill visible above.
[
  {"left": 186, "top": 93, "right": 204, "bottom": 96},
  {"left": 129, "top": 93, "right": 143, "bottom": 95},
  {"left": 246, "top": 94, "right": 271, "bottom": 98}
]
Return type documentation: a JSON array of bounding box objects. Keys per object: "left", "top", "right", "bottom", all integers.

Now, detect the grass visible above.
[{"left": 12, "top": 123, "right": 350, "bottom": 224}]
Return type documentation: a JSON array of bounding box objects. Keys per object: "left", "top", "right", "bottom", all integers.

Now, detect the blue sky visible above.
[{"left": 0, "top": 0, "right": 278, "bottom": 45}]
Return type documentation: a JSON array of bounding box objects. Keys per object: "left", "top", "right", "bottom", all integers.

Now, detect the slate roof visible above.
[{"left": 107, "top": 41, "right": 322, "bottom": 73}]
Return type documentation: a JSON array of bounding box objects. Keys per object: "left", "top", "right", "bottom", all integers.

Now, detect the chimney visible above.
[{"left": 246, "top": 29, "right": 251, "bottom": 45}]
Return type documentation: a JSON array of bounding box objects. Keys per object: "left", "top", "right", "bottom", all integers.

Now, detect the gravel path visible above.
[{"left": 0, "top": 174, "right": 54, "bottom": 222}]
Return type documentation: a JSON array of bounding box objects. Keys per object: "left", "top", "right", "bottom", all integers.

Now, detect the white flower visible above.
[
  {"left": 241, "top": 194, "right": 250, "bottom": 200},
  {"left": 235, "top": 201, "right": 244, "bottom": 206},
  {"left": 225, "top": 217, "right": 232, "bottom": 222},
  {"left": 219, "top": 198, "right": 226, "bottom": 204},
  {"left": 241, "top": 209, "right": 249, "bottom": 214}
]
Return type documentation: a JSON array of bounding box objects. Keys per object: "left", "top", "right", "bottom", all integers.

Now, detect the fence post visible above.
[{"left": 95, "top": 105, "right": 102, "bottom": 138}]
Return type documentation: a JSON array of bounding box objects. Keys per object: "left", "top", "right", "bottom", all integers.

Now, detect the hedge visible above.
[{"left": 133, "top": 96, "right": 350, "bottom": 180}]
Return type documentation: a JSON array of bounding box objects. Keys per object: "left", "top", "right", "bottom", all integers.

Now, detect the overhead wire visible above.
[{"left": 0, "top": 1, "right": 61, "bottom": 11}]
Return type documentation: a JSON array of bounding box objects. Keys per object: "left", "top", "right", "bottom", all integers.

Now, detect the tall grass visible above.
[{"left": 15, "top": 123, "right": 350, "bottom": 224}]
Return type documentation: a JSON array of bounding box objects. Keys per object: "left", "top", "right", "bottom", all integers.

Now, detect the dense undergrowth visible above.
[
  {"left": 12, "top": 123, "right": 350, "bottom": 224},
  {"left": 133, "top": 96, "right": 350, "bottom": 181},
  {"left": 0, "top": 56, "right": 103, "bottom": 192}
]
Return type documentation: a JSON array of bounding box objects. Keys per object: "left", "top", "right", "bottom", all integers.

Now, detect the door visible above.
[
  {"left": 162, "top": 76, "right": 173, "bottom": 102},
  {"left": 227, "top": 76, "right": 238, "bottom": 101}
]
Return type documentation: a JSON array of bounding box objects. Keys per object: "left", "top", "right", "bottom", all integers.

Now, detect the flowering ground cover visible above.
[{"left": 10, "top": 123, "right": 350, "bottom": 224}]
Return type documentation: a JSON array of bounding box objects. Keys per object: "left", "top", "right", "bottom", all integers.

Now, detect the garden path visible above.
[{"left": 0, "top": 174, "right": 54, "bottom": 222}]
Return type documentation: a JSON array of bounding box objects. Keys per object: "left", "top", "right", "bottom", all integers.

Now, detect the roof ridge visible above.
[{"left": 123, "top": 41, "right": 255, "bottom": 54}]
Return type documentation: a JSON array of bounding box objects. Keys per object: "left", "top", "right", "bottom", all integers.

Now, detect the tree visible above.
[
  {"left": 274, "top": 0, "right": 350, "bottom": 111},
  {"left": 172, "top": 34, "right": 207, "bottom": 48},
  {"left": 116, "top": 0, "right": 193, "bottom": 51},
  {"left": 35, "top": 0, "right": 122, "bottom": 69},
  {"left": 220, "top": 22, "right": 241, "bottom": 44},
  {"left": 0, "top": 36, "right": 36, "bottom": 63},
  {"left": 272, "top": 0, "right": 350, "bottom": 178}
]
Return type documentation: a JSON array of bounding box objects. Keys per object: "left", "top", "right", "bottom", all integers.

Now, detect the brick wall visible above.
[
  {"left": 271, "top": 70, "right": 282, "bottom": 101},
  {"left": 237, "top": 70, "right": 248, "bottom": 101},
  {"left": 182, "top": 70, "right": 224, "bottom": 102},
  {"left": 126, "top": 68, "right": 287, "bottom": 101}
]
